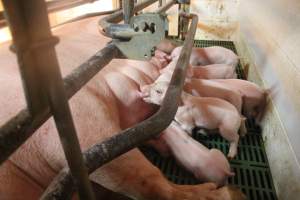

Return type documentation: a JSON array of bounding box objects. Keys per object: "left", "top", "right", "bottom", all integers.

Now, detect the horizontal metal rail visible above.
[
  {"left": 2, "top": 0, "right": 101, "bottom": 199},
  {"left": 47, "top": 0, "right": 97, "bottom": 13},
  {"left": 0, "top": 0, "right": 101, "bottom": 28},
  {"left": 53, "top": 8, "right": 120, "bottom": 28},
  {"left": 41, "top": 13, "right": 198, "bottom": 200},
  {"left": 0, "top": 44, "right": 121, "bottom": 165},
  {"left": 0, "top": 0, "right": 159, "bottom": 168}
]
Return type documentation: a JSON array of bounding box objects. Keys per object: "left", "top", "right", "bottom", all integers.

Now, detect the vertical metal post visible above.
[
  {"left": 123, "top": 0, "right": 134, "bottom": 24},
  {"left": 2, "top": 1, "right": 48, "bottom": 116},
  {"left": 178, "top": 2, "right": 190, "bottom": 39},
  {"left": 1, "top": 0, "right": 95, "bottom": 199},
  {"left": 159, "top": 0, "right": 162, "bottom": 7},
  {"left": 159, "top": 0, "right": 166, "bottom": 7},
  {"left": 119, "top": 0, "right": 123, "bottom": 8}
]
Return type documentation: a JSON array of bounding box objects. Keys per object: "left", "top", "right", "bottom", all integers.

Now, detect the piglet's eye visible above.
[{"left": 156, "top": 90, "right": 163, "bottom": 94}]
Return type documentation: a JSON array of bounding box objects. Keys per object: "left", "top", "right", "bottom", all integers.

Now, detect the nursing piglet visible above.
[
  {"left": 159, "top": 58, "right": 236, "bottom": 81},
  {"left": 212, "top": 79, "right": 268, "bottom": 122},
  {"left": 141, "top": 81, "right": 246, "bottom": 159},
  {"left": 192, "top": 64, "right": 237, "bottom": 79},
  {"left": 156, "top": 39, "right": 177, "bottom": 54},
  {"left": 159, "top": 122, "right": 234, "bottom": 186},
  {"left": 184, "top": 79, "right": 243, "bottom": 113},
  {"left": 171, "top": 46, "right": 239, "bottom": 68}
]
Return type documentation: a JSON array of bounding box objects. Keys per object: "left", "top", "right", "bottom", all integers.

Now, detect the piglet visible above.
[
  {"left": 159, "top": 58, "right": 236, "bottom": 81},
  {"left": 160, "top": 122, "right": 235, "bottom": 186},
  {"left": 171, "top": 46, "right": 239, "bottom": 68},
  {"left": 156, "top": 39, "right": 177, "bottom": 54},
  {"left": 141, "top": 81, "right": 246, "bottom": 159},
  {"left": 184, "top": 78, "right": 243, "bottom": 113},
  {"left": 212, "top": 79, "right": 268, "bottom": 122},
  {"left": 192, "top": 64, "right": 237, "bottom": 79},
  {"left": 159, "top": 57, "right": 194, "bottom": 79}
]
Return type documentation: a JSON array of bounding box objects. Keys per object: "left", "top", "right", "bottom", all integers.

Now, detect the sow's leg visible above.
[{"left": 90, "top": 148, "right": 229, "bottom": 200}]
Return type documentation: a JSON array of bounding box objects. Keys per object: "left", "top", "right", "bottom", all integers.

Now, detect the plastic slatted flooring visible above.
[{"left": 141, "top": 40, "right": 278, "bottom": 200}]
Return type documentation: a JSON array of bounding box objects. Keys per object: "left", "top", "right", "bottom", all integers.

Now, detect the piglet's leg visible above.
[
  {"left": 219, "top": 126, "right": 239, "bottom": 159},
  {"left": 228, "top": 141, "right": 239, "bottom": 160}
]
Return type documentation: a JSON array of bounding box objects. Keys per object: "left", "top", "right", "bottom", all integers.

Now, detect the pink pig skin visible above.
[
  {"left": 171, "top": 46, "right": 238, "bottom": 68},
  {"left": 184, "top": 79, "right": 243, "bottom": 113},
  {"left": 212, "top": 79, "right": 268, "bottom": 121},
  {"left": 0, "top": 17, "right": 247, "bottom": 200},
  {"left": 160, "top": 122, "right": 234, "bottom": 187},
  {"left": 141, "top": 82, "right": 246, "bottom": 159}
]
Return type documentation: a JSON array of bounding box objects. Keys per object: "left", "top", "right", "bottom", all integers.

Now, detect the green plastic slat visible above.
[{"left": 140, "top": 40, "right": 278, "bottom": 200}]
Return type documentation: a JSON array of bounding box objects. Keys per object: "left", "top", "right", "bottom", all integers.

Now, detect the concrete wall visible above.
[
  {"left": 190, "top": 0, "right": 239, "bottom": 40},
  {"left": 236, "top": 1, "right": 300, "bottom": 199},
  {"left": 189, "top": 0, "right": 300, "bottom": 198}
]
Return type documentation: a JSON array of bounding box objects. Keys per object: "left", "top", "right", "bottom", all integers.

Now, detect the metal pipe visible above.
[
  {"left": 0, "top": 1, "right": 100, "bottom": 28},
  {"left": 52, "top": 9, "right": 120, "bottom": 28},
  {"left": 2, "top": 0, "right": 96, "bottom": 199},
  {"left": 42, "top": 13, "right": 198, "bottom": 200},
  {"left": 2, "top": 0, "right": 49, "bottom": 116},
  {"left": 178, "top": 2, "right": 190, "bottom": 39},
  {"left": 123, "top": 0, "right": 134, "bottom": 24},
  {"left": 156, "top": 0, "right": 176, "bottom": 14},
  {"left": 98, "top": 0, "right": 158, "bottom": 39},
  {"left": 0, "top": 0, "right": 143, "bottom": 165},
  {"left": 47, "top": 0, "right": 97, "bottom": 13},
  {"left": 0, "top": 44, "right": 120, "bottom": 165},
  {"left": 0, "top": 11, "right": 6, "bottom": 28}
]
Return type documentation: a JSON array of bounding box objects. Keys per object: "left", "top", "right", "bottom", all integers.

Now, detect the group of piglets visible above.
[{"left": 140, "top": 44, "right": 268, "bottom": 187}]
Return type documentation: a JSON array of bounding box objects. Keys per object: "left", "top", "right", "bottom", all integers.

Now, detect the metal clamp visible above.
[{"left": 113, "top": 13, "right": 166, "bottom": 60}]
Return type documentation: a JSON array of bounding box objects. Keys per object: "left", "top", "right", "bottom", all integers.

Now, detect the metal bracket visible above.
[
  {"left": 177, "top": 0, "right": 190, "bottom": 3},
  {"left": 113, "top": 13, "right": 166, "bottom": 60}
]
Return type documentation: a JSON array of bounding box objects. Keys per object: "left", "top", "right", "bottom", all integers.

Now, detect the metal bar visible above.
[
  {"left": 98, "top": 0, "right": 158, "bottom": 39},
  {"left": 178, "top": 2, "right": 190, "bottom": 39},
  {"left": 47, "top": 0, "right": 96, "bottom": 13},
  {"left": 0, "top": 1, "right": 100, "bottom": 28},
  {"left": 53, "top": 9, "right": 120, "bottom": 28},
  {"left": 0, "top": 11, "right": 6, "bottom": 28},
  {"left": 42, "top": 13, "right": 198, "bottom": 200},
  {"left": 0, "top": 0, "right": 147, "bottom": 165},
  {"left": 0, "top": 0, "right": 100, "bottom": 28},
  {"left": 2, "top": 0, "right": 96, "bottom": 199},
  {"left": 123, "top": 0, "right": 134, "bottom": 24},
  {"left": 2, "top": 0, "right": 49, "bottom": 116},
  {"left": 0, "top": 43, "right": 120, "bottom": 165},
  {"left": 156, "top": 0, "right": 176, "bottom": 14}
]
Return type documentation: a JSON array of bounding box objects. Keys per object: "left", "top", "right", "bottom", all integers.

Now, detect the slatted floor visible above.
[{"left": 141, "top": 40, "right": 278, "bottom": 200}]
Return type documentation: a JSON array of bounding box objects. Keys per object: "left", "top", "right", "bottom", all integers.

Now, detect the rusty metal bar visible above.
[
  {"left": 0, "top": 0, "right": 151, "bottom": 166},
  {"left": 98, "top": 0, "right": 158, "bottom": 39},
  {"left": 0, "top": 43, "right": 120, "bottom": 165},
  {"left": 1, "top": 0, "right": 96, "bottom": 199},
  {"left": 123, "top": 0, "right": 134, "bottom": 24},
  {"left": 178, "top": 1, "right": 190, "bottom": 39},
  {"left": 156, "top": 0, "right": 176, "bottom": 14},
  {"left": 42, "top": 13, "right": 198, "bottom": 200}
]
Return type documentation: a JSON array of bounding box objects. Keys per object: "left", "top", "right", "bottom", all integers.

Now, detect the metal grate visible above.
[{"left": 141, "top": 40, "right": 278, "bottom": 200}]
